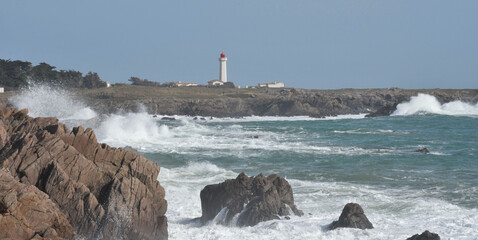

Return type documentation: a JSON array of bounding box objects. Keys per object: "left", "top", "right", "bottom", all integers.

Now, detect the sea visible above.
[{"left": 10, "top": 86, "right": 478, "bottom": 240}]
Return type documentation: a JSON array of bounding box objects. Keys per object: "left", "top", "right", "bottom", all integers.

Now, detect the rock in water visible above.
[
  {"left": 407, "top": 231, "right": 440, "bottom": 240},
  {"left": 0, "top": 108, "right": 168, "bottom": 240},
  {"left": 329, "top": 203, "right": 374, "bottom": 230},
  {"left": 414, "top": 147, "right": 430, "bottom": 154},
  {"left": 365, "top": 103, "right": 398, "bottom": 117},
  {"left": 0, "top": 168, "right": 74, "bottom": 240},
  {"left": 199, "top": 173, "right": 303, "bottom": 227}
]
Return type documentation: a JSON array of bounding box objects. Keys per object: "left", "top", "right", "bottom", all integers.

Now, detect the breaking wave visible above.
[
  {"left": 392, "top": 93, "right": 478, "bottom": 116},
  {"left": 9, "top": 83, "right": 97, "bottom": 121}
]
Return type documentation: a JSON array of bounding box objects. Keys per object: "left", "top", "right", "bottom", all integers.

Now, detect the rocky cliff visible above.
[
  {"left": 0, "top": 108, "right": 168, "bottom": 239},
  {"left": 79, "top": 86, "right": 478, "bottom": 117},
  {"left": 1, "top": 86, "right": 477, "bottom": 117}
]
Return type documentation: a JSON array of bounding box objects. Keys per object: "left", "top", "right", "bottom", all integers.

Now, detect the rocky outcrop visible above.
[
  {"left": 329, "top": 203, "right": 373, "bottom": 230},
  {"left": 0, "top": 108, "right": 168, "bottom": 239},
  {"left": 74, "top": 86, "right": 478, "bottom": 118},
  {"left": 0, "top": 168, "right": 74, "bottom": 240},
  {"left": 365, "top": 103, "right": 398, "bottom": 117},
  {"left": 199, "top": 173, "right": 303, "bottom": 227},
  {"left": 406, "top": 230, "right": 440, "bottom": 240}
]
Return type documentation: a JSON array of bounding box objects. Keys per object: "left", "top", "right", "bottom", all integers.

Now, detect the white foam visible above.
[
  {"left": 333, "top": 129, "right": 410, "bottom": 135},
  {"left": 95, "top": 111, "right": 170, "bottom": 148},
  {"left": 153, "top": 114, "right": 366, "bottom": 123},
  {"left": 9, "top": 83, "right": 97, "bottom": 121},
  {"left": 92, "top": 111, "right": 389, "bottom": 156},
  {"left": 392, "top": 93, "right": 478, "bottom": 116},
  {"left": 159, "top": 162, "right": 478, "bottom": 240}
]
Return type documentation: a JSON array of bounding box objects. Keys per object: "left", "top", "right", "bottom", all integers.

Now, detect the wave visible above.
[
  {"left": 9, "top": 83, "right": 97, "bottom": 122},
  {"left": 159, "top": 161, "right": 478, "bottom": 240},
  {"left": 152, "top": 114, "right": 366, "bottom": 123},
  {"left": 333, "top": 129, "right": 410, "bottom": 135},
  {"left": 392, "top": 93, "right": 478, "bottom": 116}
]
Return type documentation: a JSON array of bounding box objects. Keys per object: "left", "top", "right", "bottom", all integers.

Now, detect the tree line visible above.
[{"left": 0, "top": 59, "right": 107, "bottom": 90}]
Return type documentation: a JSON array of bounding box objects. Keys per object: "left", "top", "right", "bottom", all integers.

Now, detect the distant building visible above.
[
  {"left": 258, "top": 82, "right": 285, "bottom": 88},
  {"left": 175, "top": 81, "right": 198, "bottom": 87},
  {"left": 106, "top": 81, "right": 111, "bottom": 88},
  {"left": 208, "top": 80, "right": 224, "bottom": 86},
  {"left": 0, "top": 87, "right": 4, "bottom": 93}
]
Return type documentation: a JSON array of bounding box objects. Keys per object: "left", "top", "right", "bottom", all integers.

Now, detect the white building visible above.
[
  {"left": 258, "top": 82, "right": 285, "bottom": 88},
  {"left": 0, "top": 87, "right": 4, "bottom": 93},
  {"left": 208, "top": 80, "right": 224, "bottom": 86},
  {"left": 106, "top": 81, "right": 111, "bottom": 88},
  {"left": 175, "top": 81, "right": 198, "bottom": 87},
  {"left": 219, "top": 52, "right": 227, "bottom": 83}
]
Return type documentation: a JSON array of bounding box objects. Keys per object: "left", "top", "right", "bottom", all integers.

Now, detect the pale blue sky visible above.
[{"left": 1, "top": 1, "right": 477, "bottom": 89}]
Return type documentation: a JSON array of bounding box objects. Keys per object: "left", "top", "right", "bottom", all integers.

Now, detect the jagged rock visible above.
[
  {"left": 161, "top": 117, "right": 176, "bottom": 121},
  {"left": 414, "top": 148, "right": 430, "bottom": 154},
  {"left": 0, "top": 168, "right": 74, "bottom": 240},
  {"left": 329, "top": 203, "right": 374, "bottom": 230},
  {"left": 199, "top": 173, "right": 303, "bottom": 227},
  {"left": 0, "top": 108, "right": 168, "bottom": 240},
  {"left": 406, "top": 230, "right": 440, "bottom": 240},
  {"left": 365, "top": 103, "right": 398, "bottom": 117}
]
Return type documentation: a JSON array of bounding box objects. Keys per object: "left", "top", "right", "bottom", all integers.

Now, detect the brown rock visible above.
[
  {"left": 200, "top": 172, "right": 303, "bottom": 227},
  {"left": 407, "top": 230, "right": 440, "bottom": 240},
  {"left": 0, "top": 108, "right": 168, "bottom": 239},
  {"left": 329, "top": 203, "right": 374, "bottom": 230},
  {"left": 0, "top": 168, "right": 74, "bottom": 240}
]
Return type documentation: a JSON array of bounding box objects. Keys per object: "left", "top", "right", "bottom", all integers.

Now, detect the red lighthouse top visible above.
[{"left": 220, "top": 52, "right": 226, "bottom": 58}]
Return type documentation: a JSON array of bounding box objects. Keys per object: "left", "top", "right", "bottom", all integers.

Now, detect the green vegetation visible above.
[
  {"left": 0, "top": 59, "right": 106, "bottom": 90},
  {"left": 128, "top": 77, "right": 161, "bottom": 87}
]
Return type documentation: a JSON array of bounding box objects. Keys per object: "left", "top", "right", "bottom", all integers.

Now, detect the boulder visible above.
[
  {"left": 329, "top": 203, "right": 373, "bottom": 230},
  {"left": 0, "top": 108, "right": 168, "bottom": 240},
  {"left": 199, "top": 173, "right": 303, "bottom": 227},
  {"left": 406, "top": 230, "right": 440, "bottom": 240},
  {"left": 161, "top": 117, "right": 176, "bottom": 121},
  {"left": 0, "top": 169, "right": 74, "bottom": 240}
]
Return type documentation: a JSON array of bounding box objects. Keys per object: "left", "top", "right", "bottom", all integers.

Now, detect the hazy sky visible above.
[{"left": 1, "top": 1, "right": 477, "bottom": 89}]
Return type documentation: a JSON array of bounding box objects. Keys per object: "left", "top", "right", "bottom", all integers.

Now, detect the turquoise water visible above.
[
  {"left": 127, "top": 114, "right": 477, "bottom": 239},
  {"left": 145, "top": 115, "right": 478, "bottom": 209}
]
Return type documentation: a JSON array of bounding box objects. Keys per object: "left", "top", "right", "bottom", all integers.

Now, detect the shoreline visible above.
[{"left": 1, "top": 85, "right": 477, "bottom": 118}]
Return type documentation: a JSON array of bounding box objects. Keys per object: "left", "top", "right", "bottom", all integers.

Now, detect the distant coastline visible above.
[{"left": 2, "top": 85, "right": 477, "bottom": 118}]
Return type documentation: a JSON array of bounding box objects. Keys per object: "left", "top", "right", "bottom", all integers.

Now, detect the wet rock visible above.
[
  {"left": 0, "top": 108, "right": 168, "bottom": 240},
  {"left": 414, "top": 148, "right": 430, "bottom": 154},
  {"left": 199, "top": 173, "right": 303, "bottom": 227},
  {"left": 406, "top": 230, "right": 440, "bottom": 240},
  {"left": 0, "top": 169, "right": 74, "bottom": 240},
  {"left": 329, "top": 203, "right": 374, "bottom": 230},
  {"left": 365, "top": 103, "right": 398, "bottom": 117},
  {"left": 161, "top": 117, "right": 176, "bottom": 121}
]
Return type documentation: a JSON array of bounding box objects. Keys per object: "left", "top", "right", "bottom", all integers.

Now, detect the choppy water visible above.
[{"left": 10, "top": 87, "right": 478, "bottom": 239}]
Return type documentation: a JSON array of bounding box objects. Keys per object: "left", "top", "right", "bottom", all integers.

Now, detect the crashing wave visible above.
[{"left": 392, "top": 93, "right": 478, "bottom": 116}]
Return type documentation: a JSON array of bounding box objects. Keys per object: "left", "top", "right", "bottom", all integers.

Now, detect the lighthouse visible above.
[{"left": 219, "top": 52, "right": 227, "bottom": 83}]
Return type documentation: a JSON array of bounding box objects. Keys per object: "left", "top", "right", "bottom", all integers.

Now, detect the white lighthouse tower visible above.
[{"left": 219, "top": 52, "right": 227, "bottom": 83}]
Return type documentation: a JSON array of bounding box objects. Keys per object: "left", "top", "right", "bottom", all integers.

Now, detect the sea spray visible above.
[
  {"left": 392, "top": 93, "right": 478, "bottom": 116},
  {"left": 95, "top": 111, "right": 171, "bottom": 149},
  {"left": 9, "top": 83, "right": 97, "bottom": 121}
]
